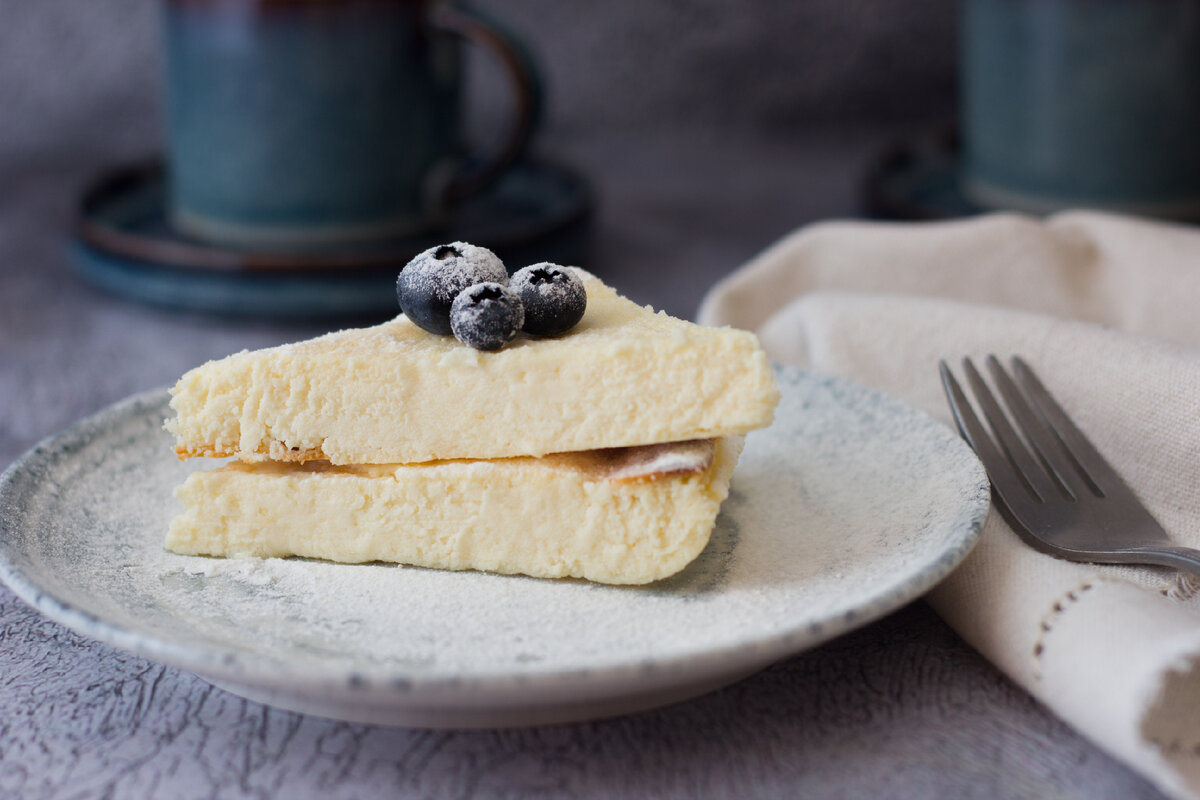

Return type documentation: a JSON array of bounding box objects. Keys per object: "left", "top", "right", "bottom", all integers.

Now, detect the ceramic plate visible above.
[{"left": 0, "top": 367, "right": 988, "bottom": 728}]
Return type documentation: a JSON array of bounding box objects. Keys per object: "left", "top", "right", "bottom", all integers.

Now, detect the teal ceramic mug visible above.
[
  {"left": 163, "top": 0, "right": 542, "bottom": 248},
  {"left": 961, "top": 0, "right": 1200, "bottom": 219}
]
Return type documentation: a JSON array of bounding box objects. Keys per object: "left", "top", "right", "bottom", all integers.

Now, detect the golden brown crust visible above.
[
  {"left": 175, "top": 444, "right": 226, "bottom": 460},
  {"left": 174, "top": 443, "right": 329, "bottom": 463},
  {"left": 175, "top": 439, "right": 719, "bottom": 483}
]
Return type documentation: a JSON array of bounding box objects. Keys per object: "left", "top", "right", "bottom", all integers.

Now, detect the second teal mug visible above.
[
  {"left": 961, "top": 0, "right": 1200, "bottom": 219},
  {"left": 163, "top": 0, "right": 542, "bottom": 248}
]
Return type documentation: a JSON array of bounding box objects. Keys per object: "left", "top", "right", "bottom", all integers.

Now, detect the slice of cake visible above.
[
  {"left": 167, "top": 438, "right": 741, "bottom": 585},
  {"left": 166, "top": 270, "right": 779, "bottom": 465},
  {"left": 166, "top": 251, "right": 778, "bottom": 585}
]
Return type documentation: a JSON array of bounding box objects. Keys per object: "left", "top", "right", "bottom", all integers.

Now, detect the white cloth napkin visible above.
[{"left": 698, "top": 211, "right": 1200, "bottom": 800}]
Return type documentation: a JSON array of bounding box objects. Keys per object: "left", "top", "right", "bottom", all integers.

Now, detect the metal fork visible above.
[{"left": 939, "top": 355, "right": 1200, "bottom": 577}]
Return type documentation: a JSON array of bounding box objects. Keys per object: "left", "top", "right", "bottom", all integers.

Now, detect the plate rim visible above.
[{"left": 0, "top": 372, "right": 989, "bottom": 709}]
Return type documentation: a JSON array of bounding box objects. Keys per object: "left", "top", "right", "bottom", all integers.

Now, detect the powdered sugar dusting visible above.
[
  {"left": 511, "top": 263, "right": 587, "bottom": 336},
  {"left": 515, "top": 263, "right": 583, "bottom": 304},
  {"left": 396, "top": 242, "right": 508, "bottom": 335},
  {"left": 449, "top": 282, "right": 524, "bottom": 350},
  {"left": 399, "top": 242, "right": 507, "bottom": 304}
]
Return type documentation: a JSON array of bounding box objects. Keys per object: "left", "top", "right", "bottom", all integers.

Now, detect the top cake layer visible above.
[{"left": 167, "top": 270, "right": 779, "bottom": 465}]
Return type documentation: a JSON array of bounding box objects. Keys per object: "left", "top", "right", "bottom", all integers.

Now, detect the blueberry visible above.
[
  {"left": 396, "top": 242, "right": 507, "bottom": 335},
  {"left": 510, "top": 264, "right": 587, "bottom": 336},
  {"left": 450, "top": 282, "right": 525, "bottom": 351}
]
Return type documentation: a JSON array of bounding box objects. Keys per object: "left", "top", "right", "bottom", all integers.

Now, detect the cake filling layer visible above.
[{"left": 166, "top": 438, "right": 742, "bottom": 585}]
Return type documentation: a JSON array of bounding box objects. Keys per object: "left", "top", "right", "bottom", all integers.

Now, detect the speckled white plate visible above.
[{"left": 0, "top": 367, "right": 988, "bottom": 728}]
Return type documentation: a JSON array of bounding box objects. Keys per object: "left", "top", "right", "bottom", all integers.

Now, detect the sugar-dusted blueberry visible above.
[
  {"left": 510, "top": 263, "right": 587, "bottom": 337},
  {"left": 450, "top": 282, "right": 525, "bottom": 351},
  {"left": 396, "top": 242, "right": 508, "bottom": 335}
]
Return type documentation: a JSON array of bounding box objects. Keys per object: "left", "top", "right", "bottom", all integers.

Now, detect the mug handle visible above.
[{"left": 431, "top": 5, "right": 544, "bottom": 204}]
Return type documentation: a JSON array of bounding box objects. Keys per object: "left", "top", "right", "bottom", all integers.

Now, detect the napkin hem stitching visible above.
[{"left": 1032, "top": 579, "right": 1098, "bottom": 683}]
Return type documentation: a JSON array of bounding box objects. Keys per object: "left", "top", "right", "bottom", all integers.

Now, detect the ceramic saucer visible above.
[
  {"left": 72, "top": 159, "right": 593, "bottom": 319},
  {"left": 861, "top": 123, "right": 983, "bottom": 221}
]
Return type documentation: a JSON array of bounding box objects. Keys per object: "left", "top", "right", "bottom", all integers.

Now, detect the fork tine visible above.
[
  {"left": 985, "top": 355, "right": 1084, "bottom": 500},
  {"left": 960, "top": 357, "right": 1057, "bottom": 503},
  {"left": 1010, "top": 355, "right": 1128, "bottom": 498},
  {"left": 939, "top": 360, "right": 1039, "bottom": 505}
]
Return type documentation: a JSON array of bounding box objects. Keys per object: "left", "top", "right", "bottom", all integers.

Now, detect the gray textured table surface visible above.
[
  {"left": 0, "top": 1, "right": 1176, "bottom": 797},
  {"left": 0, "top": 131, "right": 1172, "bottom": 800}
]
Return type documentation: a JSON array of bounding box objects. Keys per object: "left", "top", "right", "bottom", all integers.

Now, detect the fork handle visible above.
[{"left": 1115, "top": 546, "right": 1200, "bottom": 578}]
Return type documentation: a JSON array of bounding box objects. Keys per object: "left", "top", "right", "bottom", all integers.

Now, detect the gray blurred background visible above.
[
  {"left": 0, "top": 0, "right": 957, "bottom": 316},
  {"left": 2, "top": 1, "right": 957, "bottom": 156}
]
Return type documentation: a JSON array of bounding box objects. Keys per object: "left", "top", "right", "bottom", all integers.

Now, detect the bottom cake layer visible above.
[{"left": 166, "top": 438, "right": 743, "bottom": 585}]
